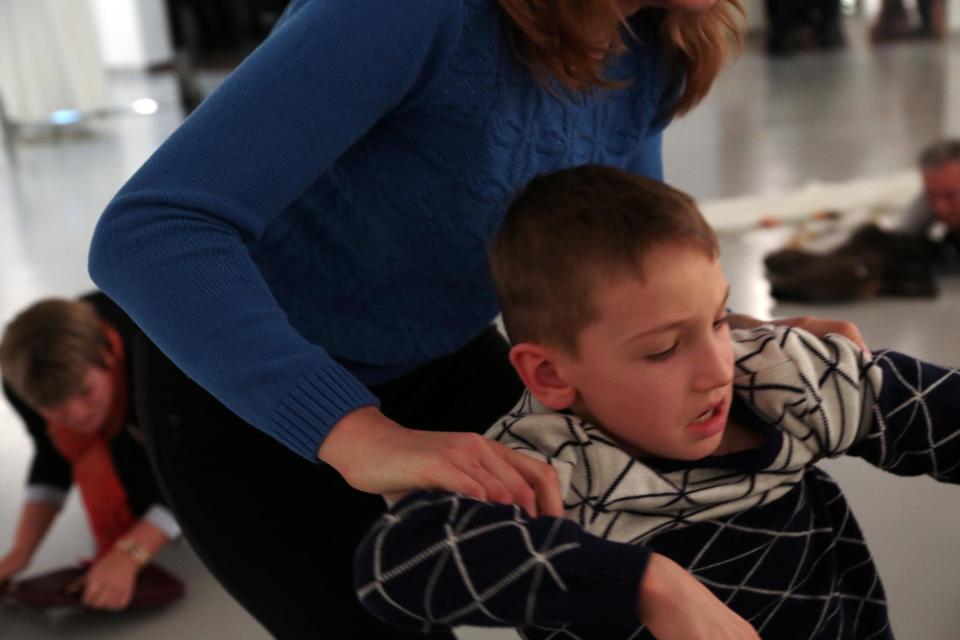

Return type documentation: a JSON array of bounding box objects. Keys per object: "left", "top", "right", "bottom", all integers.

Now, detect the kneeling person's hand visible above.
[{"left": 79, "top": 549, "right": 139, "bottom": 610}]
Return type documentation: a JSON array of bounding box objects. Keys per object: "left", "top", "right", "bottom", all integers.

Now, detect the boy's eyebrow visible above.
[{"left": 622, "top": 287, "right": 731, "bottom": 344}]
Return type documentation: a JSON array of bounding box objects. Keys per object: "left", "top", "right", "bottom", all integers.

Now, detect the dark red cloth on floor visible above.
[{"left": 0, "top": 563, "right": 184, "bottom": 609}]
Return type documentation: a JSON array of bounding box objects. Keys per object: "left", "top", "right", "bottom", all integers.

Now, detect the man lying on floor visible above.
[
  {"left": 901, "top": 138, "right": 960, "bottom": 244},
  {"left": 764, "top": 139, "right": 960, "bottom": 303},
  {"left": 354, "top": 166, "right": 960, "bottom": 639}
]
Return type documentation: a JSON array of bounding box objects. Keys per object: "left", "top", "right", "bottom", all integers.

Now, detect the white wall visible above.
[
  {"left": 947, "top": 36, "right": 960, "bottom": 134},
  {"left": 89, "top": 0, "right": 173, "bottom": 69}
]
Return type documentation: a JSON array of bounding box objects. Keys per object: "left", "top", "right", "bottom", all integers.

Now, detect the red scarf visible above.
[{"left": 47, "top": 324, "right": 136, "bottom": 557}]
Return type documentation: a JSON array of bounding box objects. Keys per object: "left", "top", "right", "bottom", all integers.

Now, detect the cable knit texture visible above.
[{"left": 89, "top": 0, "right": 672, "bottom": 460}]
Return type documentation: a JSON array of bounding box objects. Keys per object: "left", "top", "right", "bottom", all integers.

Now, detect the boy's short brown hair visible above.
[
  {"left": 0, "top": 299, "right": 109, "bottom": 409},
  {"left": 489, "top": 165, "right": 718, "bottom": 354}
]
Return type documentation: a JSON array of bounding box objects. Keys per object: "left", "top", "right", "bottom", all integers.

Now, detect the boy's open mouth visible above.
[
  {"left": 692, "top": 402, "right": 721, "bottom": 424},
  {"left": 686, "top": 399, "right": 727, "bottom": 439}
]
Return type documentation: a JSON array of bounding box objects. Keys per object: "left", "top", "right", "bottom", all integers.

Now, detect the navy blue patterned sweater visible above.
[
  {"left": 88, "top": 0, "right": 673, "bottom": 461},
  {"left": 354, "top": 327, "right": 960, "bottom": 639}
]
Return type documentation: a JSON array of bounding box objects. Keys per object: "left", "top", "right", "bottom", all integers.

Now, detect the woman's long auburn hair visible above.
[{"left": 496, "top": 0, "right": 744, "bottom": 117}]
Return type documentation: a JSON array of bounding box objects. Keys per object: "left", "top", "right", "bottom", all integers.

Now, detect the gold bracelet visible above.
[{"left": 114, "top": 538, "right": 150, "bottom": 567}]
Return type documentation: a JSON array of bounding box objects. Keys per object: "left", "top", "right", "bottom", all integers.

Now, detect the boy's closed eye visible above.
[
  {"left": 644, "top": 314, "right": 730, "bottom": 363},
  {"left": 646, "top": 343, "right": 678, "bottom": 361}
]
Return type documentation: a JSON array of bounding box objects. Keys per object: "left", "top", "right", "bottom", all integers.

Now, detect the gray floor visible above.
[{"left": 1, "top": 18, "right": 959, "bottom": 640}]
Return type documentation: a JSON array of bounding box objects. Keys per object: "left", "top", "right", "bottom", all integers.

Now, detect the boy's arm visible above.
[
  {"left": 847, "top": 350, "right": 960, "bottom": 482},
  {"left": 354, "top": 491, "right": 649, "bottom": 631},
  {"left": 354, "top": 491, "right": 759, "bottom": 639}
]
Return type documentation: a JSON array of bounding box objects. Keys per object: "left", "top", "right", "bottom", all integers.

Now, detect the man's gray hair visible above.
[{"left": 919, "top": 139, "right": 960, "bottom": 169}]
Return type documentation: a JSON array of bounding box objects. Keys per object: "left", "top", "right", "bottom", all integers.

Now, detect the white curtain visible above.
[{"left": 0, "top": 0, "right": 110, "bottom": 122}]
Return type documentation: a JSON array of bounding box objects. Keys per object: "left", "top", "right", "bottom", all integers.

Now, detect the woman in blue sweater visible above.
[{"left": 89, "top": 1, "right": 757, "bottom": 637}]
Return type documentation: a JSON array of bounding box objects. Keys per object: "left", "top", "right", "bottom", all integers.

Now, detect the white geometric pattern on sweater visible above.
[
  {"left": 485, "top": 325, "right": 883, "bottom": 544},
  {"left": 355, "top": 334, "right": 960, "bottom": 639}
]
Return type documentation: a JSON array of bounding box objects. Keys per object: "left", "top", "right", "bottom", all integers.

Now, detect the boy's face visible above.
[
  {"left": 37, "top": 365, "right": 115, "bottom": 435},
  {"left": 554, "top": 244, "right": 734, "bottom": 460}
]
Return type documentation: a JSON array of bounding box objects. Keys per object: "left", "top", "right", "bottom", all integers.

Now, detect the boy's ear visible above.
[{"left": 509, "top": 343, "right": 577, "bottom": 411}]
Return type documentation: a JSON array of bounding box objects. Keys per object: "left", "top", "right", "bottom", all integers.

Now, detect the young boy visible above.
[
  {"left": 354, "top": 166, "right": 960, "bottom": 639},
  {"left": 0, "top": 293, "right": 181, "bottom": 610}
]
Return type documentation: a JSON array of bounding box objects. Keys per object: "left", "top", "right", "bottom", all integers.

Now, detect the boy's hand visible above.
[
  {"left": 638, "top": 553, "right": 760, "bottom": 640},
  {"left": 318, "top": 407, "right": 564, "bottom": 518},
  {"left": 77, "top": 550, "right": 139, "bottom": 610}
]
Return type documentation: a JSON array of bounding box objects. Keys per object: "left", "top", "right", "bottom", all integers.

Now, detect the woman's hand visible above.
[
  {"left": 78, "top": 550, "right": 139, "bottom": 610},
  {"left": 0, "top": 548, "right": 29, "bottom": 585},
  {"left": 638, "top": 553, "right": 760, "bottom": 640},
  {"left": 772, "top": 316, "right": 869, "bottom": 354},
  {"left": 318, "top": 407, "right": 564, "bottom": 517},
  {"left": 728, "top": 313, "right": 869, "bottom": 355}
]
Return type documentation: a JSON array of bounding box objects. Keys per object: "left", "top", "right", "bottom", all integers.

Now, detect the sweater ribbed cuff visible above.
[
  {"left": 269, "top": 364, "right": 380, "bottom": 462},
  {"left": 562, "top": 533, "right": 650, "bottom": 628}
]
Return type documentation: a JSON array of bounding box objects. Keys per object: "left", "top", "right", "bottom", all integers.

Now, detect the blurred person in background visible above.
[
  {"left": 872, "top": 0, "right": 946, "bottom": 41},
  {"left": 764, "top": 0, "right": 845, "bottom": 55},
  {"left": 900, "top": 139, "right": 960, "bottom": 245},
  {"left": 0, "top": 293, "right": 180, "bottom": 611}
]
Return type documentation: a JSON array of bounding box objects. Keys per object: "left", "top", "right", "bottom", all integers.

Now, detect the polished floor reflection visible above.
[{"left": 1, "top": 21, "right": 959, "bottom": 640}]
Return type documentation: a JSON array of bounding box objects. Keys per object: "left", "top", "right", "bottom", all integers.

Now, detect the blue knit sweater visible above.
[{"left": 88, "top": 0, "right": 673, "bottom": 461}]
